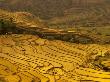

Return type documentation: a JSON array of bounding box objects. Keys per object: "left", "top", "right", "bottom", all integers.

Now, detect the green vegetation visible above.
[{"left": 0, "top": 18, "right": 16, "bottom": 34}]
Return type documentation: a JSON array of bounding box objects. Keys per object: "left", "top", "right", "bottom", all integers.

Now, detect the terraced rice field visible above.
[{"left": 0, "top": 34, "right": 110, "bottom": 82}]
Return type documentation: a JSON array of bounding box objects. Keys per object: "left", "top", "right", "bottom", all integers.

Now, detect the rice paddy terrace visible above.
[
  {"left": 0, "top": 9, "right": 110, "bottom": 82},
  {"left": 0, "top": 34, "right": 110, "bottom": 82}
]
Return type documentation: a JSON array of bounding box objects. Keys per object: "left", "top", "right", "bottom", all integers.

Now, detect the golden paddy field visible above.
[{"left": 0, "top": 34, "right": 110, "bottom": 82}]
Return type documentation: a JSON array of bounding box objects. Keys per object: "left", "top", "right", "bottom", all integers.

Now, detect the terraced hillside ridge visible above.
[
  {"left": 0, "top": 9, "right": 93, "bottom": 44},
  {"left": 0, "top": 9, "right": 74, "bottom": 36},
  {"left": 0, "top": 9, "right": 59, "bottom": 34},
  {"left": 0, "top": 34, "right": 110, "bottom": 82},
  {"left": 1, "top": 9, "right": 110, "bottom": 44},
  {"left": 0, "top": 9, "right": 73, "bottom": 40}
]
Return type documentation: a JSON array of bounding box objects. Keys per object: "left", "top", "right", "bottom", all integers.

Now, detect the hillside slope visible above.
[
  {"left": 0, "top": 0, "right": 109, "bottom": 19},
  {"left": 0, "top": 9, "right": 63, "bottom": 35},
  {"left": 0, "top": 9, "right": 110, "bottom": 44},
  {"left": 0, "top": 34, "right": 110, "bottom": 82}
]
